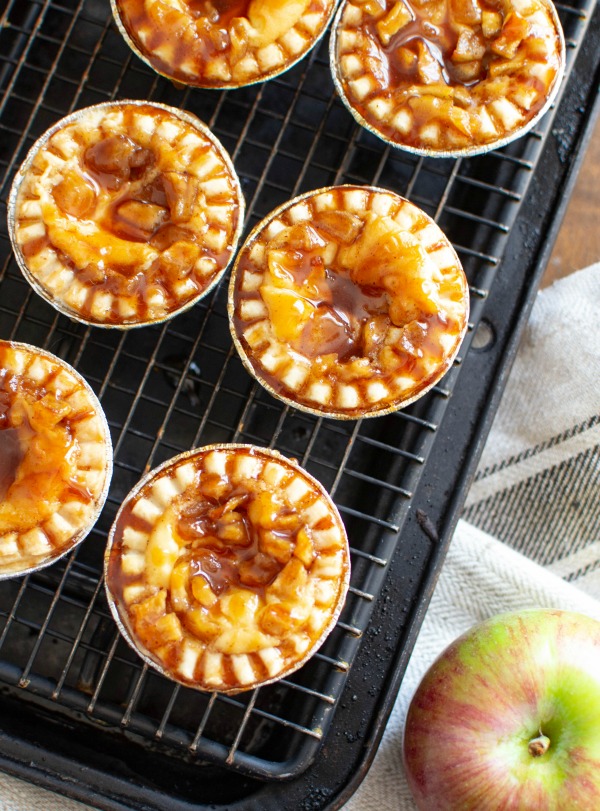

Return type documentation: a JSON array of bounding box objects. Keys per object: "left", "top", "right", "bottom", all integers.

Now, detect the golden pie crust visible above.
[
  {"left": 331, "top": 0, "right": 565, "bottom": 155},
  {"left": 112, "top": 0, "right": 337, "bottom": 88},
  {"left": 228, "top": 185, "right": 469, "bottom": 419},
  {"left": 0, "top": 341, "right": 112, "bottom": 578},
  {"left": 105, "top": 445, "right": 350, "bottom": 693},
  {"left": 9, "top": 101, "right": 244, "bottom": 327}
]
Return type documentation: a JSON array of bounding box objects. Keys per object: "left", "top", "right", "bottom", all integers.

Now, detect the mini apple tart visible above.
[
  {"left": 105, "top": 445, "right": 349, "bottom": 693},
  {"left": 9, "top": 101, "right": 244, "bottom": 327},
  {"left": 331, "top": 0, "right": 565, "bottom": 155},
  {"left": 111, "top": 0, "right": 337, "bottom": 89},
  {"left": 228, "top": 186, "right": 469, "bottom": 419},
  {"left": 0, "top": 341, "right": 112, "bottom": 578}
]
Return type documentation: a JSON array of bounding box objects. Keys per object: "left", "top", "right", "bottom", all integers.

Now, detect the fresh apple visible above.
[{"left": 403, "top": 609, "right": 600, "bottom": 810}]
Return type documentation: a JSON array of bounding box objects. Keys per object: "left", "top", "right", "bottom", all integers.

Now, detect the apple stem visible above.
[{"left": 528, "top": 734, "right": 551, "bottom": 757}]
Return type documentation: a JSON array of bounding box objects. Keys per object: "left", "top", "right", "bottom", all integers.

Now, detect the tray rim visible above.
[{"left": 0, "top": 0, "right": 599, "bottom": 807}]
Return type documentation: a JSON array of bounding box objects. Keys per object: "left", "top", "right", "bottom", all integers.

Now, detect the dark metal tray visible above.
[{"left": 0, "top": 0, "right": 599, "bottom": 808}]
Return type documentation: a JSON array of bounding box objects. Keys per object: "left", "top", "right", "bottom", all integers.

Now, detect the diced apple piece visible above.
[
  {"left": 191, "top": 573, "right": 218, "bottom": 607},
  {"left": 413, "top": 82, "right": 455, "bottom": 99},
  {"left": 259, "top": 529, "right": 294, "bottom": 564},
  {"left": 238, "top": 552, "right": 281, "bottom": 588},
  {"left": 154, "top": 613, "right": 183, "bottom": 645},
  {"left": 158, "top": 241, "right": 200, "bottom": 282},
  {"left": 359, "top": 0, "right": 388, "bottom": 16},
  {"left": 83, "top": 135, "right": 135, "bottom": 181},
  {"left": 260, "top": 285, "right": 315, "bottom": 342},
  {"left": 52, "top": 171, "right": 97, "bottom": 219},
  {"left": 491, "top": 13, "right": 530, "bottom": 59},
  {"left": 475, "top": 106, "right": 499, "bottom": 139},
  {"left": 489, "top": 97, "right": 523, "bottom": 130},
  {"left": 416, "top": 41, "right": 444, "bottom": 84},
  {"left": 526, "top": 36, "right": 553, "bottom": 60},
  {"left": 511, "top": 85, "right": 539, "bottom": 111},
  {"left": 450, "top": 106, "right": 474, "bottom": 137},
  {"left": 349, "top": 75, "right": 377, "bottom": 101},
  {"left": 392, "top": 108, "right": 413, "bottom": 134},
  {"left": 306, "top": 381, "right": 332, "bottom": 404},
  {"left": 294, "top": 528, "right": 316, "bottom": 567},
  {"left": 376, "top": 1, "right": 414, "bottom": 45},
  {"left": 482, "top": 9, "right": 503, "bottom": 37},
  {"left": 221, "top": 589, "right": 259, "bottom": 624},
  {"left": 113, "top": 200, "right": 168, "bottom": 242},
  {"left": 248, "top": 0, "right": 311, "bottom": 46},
  {"left": 231, "top": 654, "right": 257, "bottom": 685},
  {"left": 313, "top": 210, "right": 363, "bottom": 244},
  {"left": 130, "top": 589, "right": 167, "bottom": 626},
  {"left": 170, "top": 560, "right": 191, "bottom": 611},
  {"left": 451, "top": 29, "right": 486, "bottom": 63},
  {"left": 450, "top": 0, "right": 482, "bottom": 25},
  {"left": 162, "top": 172, "right": 199, "bottom": 223},
  {"left": 186, "top": 608, "right": 220, "bottom": 642},
  {"left": 247, "top": 490, "right": 286, "bottom": 530},
  {"left": 259, "top": 603, "right": 292, "bottom": 636},
  {"left": 270, "top": 557, "right": 308, "bottom": 600},
  {"left": 451, "top": 60, "right": 483, "bottom": 83},
  {"left": 395, "top": 45, "right": 418, "bottom": 73},
  {"left": 228, "top": 17, "right": 250, "bottom": 66}
]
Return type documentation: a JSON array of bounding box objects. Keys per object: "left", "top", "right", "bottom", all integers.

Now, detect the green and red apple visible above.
[{"left": 403, "top": 609, "right": 600, "bottom": 810}]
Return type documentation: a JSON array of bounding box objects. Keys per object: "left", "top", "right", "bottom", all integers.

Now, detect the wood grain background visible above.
[{"left": 543, "top": 113, "right": 600, "bottom": 286}]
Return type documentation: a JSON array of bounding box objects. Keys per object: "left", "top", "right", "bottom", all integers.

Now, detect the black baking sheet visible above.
[{"left": 0, "top": 0, "right": 599, "bottom": 807}]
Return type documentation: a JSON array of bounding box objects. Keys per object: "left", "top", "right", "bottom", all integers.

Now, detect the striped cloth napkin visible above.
[{"left": 1, "top": 264, "right": 599, "bottom": 810}]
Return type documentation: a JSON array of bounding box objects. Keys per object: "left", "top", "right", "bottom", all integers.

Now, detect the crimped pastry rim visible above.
[
  {"left": 329, "top": 0, "right": 567, "bottom": 158},
  {"left": 7, "top": 100, "right": 246, "bottom": 330},
  {"left": 227, "top": 184, "right": 470, "bottom": 420},
  {"left": 104, "top": 443, "right": 351, "bottom": 694},
  {"left": 0, "top": 340, "right": 113, "bottom": 580},
  {"left": 110, "top": 0, "right": 342, "bottom": 90}
]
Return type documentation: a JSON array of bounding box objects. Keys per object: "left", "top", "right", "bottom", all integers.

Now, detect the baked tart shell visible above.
[
  {"left": 104, "top": 444, "right": 350, "bottom": 694},
  {"left": 8, "top": 101, "right": 245, "bottom": 329},
  {"left": 330, "top": 0, "right": 565, "bottom": 157},
  {"left": 0, "top": 341, "right": 113, "bottom": 579},
  {"left": 228, "top": 185, "right": 469, "bottom": 420},
  {"left": 111, "top": 0, "right": 338, "bottom": 89}
]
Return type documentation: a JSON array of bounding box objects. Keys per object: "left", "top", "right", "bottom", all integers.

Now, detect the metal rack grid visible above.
[{"left": 0, "top": 0, "right": 595, "bottom": 796}]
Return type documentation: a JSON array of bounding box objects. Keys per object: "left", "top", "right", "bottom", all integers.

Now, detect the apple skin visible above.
[{"left": 402, "top": 610, "right": 600, "bottom": 811}]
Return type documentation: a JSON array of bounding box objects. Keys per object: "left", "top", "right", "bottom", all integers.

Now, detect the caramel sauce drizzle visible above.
[
  {"left": 338, "top": 0, "right": 562, "bottom": 149},
  {"left": 0, "top": 350, "right": 95, "bottom": 537},
  {"left": 233, "top": 187, "right": 458, "bottom": 409},
  {"left": 17, "top": 105, "right": 236, "bottom": 324}
]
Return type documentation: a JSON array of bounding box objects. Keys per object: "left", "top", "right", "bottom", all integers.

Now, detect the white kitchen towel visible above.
[
  {"left": 343, "top": 520, "right": 600, "bottom": 811},
  {"left": 462, "top": 262, "right": 600, "bottom": 596},
  {"left": 0, "top": 266, "right": 599, "bottom": 810}
]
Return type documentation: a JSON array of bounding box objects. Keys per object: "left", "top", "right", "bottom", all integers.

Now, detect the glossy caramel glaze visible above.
[
  {"left": 333, "top": 0, "right": 564, "bottom": 153},
  {"left": 0, "top": 342, "right": 111, "bottom": 576},
  {"left": 106, "top": 445, "right": 349, "bottom": 693},
  {"left": 229, "top": 186, "right": 469, "bottom": 419},
  {"left": 12, "top": 102, "right": 243, "bottom": 327},
  {"left": 114, "top": 0, "right": 336, "bottom": 88}
]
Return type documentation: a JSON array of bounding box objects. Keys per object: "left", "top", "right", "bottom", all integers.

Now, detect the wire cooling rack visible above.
[{"left": 0, "top": 0, "right": 598, "bottom": 808}]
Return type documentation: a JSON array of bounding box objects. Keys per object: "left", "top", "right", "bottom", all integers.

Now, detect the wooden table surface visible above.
[{"left": 542, "top": 111, "right": 600, "bottom": 286}]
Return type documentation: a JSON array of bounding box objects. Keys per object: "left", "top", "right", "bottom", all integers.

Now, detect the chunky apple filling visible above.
[
  {"left": 105, "top": 445, "right": 349, "bottom": 693},
  {"left": 332, "top": 0, "right": 564, "bottom": 153},
  {"left": 0, "top": 342, "right": 112, "bottom": 577},
  {"left": 229, "top": 186, "right": 468, "bottom": 418},
  {"left": 11, "top": 102, "right": 243, "bottom": 327},
  {"left": 113, "top": 0, "right": 336, "bottom": 88}
]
